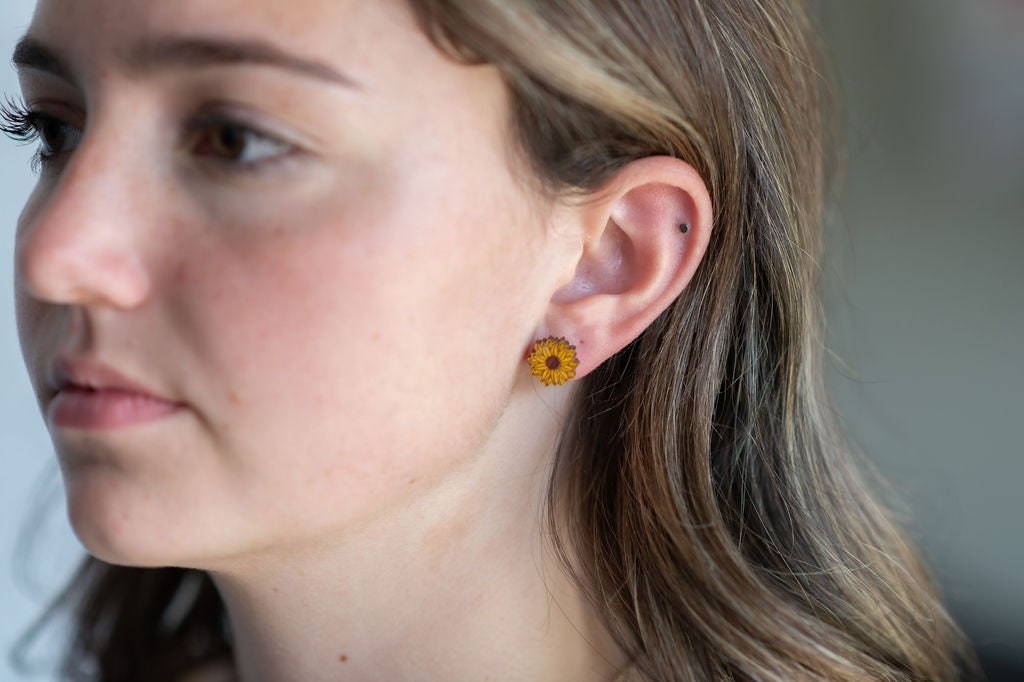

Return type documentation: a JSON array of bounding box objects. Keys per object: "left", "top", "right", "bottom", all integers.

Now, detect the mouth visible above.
[{"left": 47, "top": 358, "right": 184, "bottom": 431}]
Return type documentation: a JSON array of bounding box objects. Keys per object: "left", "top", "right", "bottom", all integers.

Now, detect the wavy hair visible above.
[{"left": 15, "top": 1, "right": 972, "bottom": 680}]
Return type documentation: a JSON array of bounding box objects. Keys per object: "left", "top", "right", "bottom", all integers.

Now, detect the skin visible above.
[{"left": 12, "top": 0, "right": 712, "bottom": 680}]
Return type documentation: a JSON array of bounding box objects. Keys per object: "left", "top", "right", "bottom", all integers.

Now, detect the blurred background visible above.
[
  {"left": 816, "top": 2, "right": 1023, "bottom": 679},
  {"left": 0, "top": 0, "right": 1021, "bottom": 679}
]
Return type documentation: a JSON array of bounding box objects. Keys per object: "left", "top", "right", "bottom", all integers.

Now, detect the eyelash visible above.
[
  {"left": 0, "top": 95, "right": 297, "bottom": 175},
  {"left": 0, "top": 96, "right": 68, "bottom": 173},
  {"left": 0, "top": 97, "right": 40, "bottom": 141}
]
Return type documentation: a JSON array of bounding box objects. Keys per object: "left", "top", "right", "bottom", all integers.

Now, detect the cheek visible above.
[{"left": 161, "top": 197, "right": 539, "bottom": 535}]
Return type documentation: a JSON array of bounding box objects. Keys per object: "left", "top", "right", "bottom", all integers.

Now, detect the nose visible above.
[{"left": 16, "top": 135, "right": 152, "bottom": 310}]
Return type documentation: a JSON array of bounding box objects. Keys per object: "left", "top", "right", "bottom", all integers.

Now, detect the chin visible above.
[{"left": 62, "top": 465, "right": 202, "bottom": 569}]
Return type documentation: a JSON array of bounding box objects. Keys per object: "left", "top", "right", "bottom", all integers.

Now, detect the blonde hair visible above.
[
  {"left": 18, "top": 1, "right": 972, "bottom": 680},
  {"left": 411, "top": 1, "right": 971, "bottom": 679}
]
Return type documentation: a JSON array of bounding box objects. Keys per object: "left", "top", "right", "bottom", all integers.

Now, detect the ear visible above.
[{"left": 542, "top": 156, "right": 712, "bottom": 380}]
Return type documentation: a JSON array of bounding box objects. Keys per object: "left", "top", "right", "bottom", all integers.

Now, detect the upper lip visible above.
[{"left": 49, "top": 357, "right": 177, "bottom": 402}]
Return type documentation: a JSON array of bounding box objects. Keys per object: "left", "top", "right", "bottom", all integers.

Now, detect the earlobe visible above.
[{"left": 544, "top": 156, "right": 712, "bottom": 380}]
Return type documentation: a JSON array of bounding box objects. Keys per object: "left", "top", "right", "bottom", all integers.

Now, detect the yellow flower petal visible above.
[{"left": 527, "top": 337, "right": 578, "bottom": 386}]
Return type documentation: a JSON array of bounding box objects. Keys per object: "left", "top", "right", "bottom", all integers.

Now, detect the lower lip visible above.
[{"left": 49, "top": 388, "right": 184, "bottom": 430}]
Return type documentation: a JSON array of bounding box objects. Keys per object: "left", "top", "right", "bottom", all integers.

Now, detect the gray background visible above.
[
  {"left": 1, "top": 0, "right": 1021, "bottom": 679},
  {"left": 817, "top": 1, "right": 1024, "bottom": 676}
]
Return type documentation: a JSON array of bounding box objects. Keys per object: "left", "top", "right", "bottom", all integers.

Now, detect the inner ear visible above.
[
  {"left": 552, "top": 219, "right": 635, "bottom": 303},
  {"left": 559, "top": 181, "right": 696, "bottom": 306}
]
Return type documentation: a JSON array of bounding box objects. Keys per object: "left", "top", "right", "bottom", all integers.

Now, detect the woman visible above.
[{"left": 4, "top": 0, "right": 972, "bottom": 680}]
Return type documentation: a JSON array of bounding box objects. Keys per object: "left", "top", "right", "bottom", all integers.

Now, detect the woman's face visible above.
[{"left": 14, "top": 0, "right": 572, "bottom": 566}]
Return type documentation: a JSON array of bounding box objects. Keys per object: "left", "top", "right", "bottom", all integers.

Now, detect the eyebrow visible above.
[
  {"left": 12, "top": 37, "right": 73, "bottom": 81},
  {"left": 12, "top": 35, "right": 361, "bottom": 89}
]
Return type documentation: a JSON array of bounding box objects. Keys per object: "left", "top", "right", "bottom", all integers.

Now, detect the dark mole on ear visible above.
[{"left": 679, "top": 223, "right": 689, "bottom": 233}]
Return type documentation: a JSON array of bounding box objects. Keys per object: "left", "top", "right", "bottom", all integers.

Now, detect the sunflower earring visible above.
[{"left": 527, "top": 336, "right": 579, "bottom": 386}]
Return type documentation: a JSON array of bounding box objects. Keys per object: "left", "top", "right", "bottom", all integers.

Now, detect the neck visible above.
[{"left": 205, "top": 394, "right": 625, "bottom": 682}]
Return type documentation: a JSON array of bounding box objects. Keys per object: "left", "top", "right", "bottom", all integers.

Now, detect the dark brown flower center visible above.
[{"left": 546, "top": 355, "right": 561, "bottom": 370}]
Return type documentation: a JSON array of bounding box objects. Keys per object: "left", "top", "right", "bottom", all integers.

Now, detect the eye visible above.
[
  {"left": 186, "top": 118, "right": 294, "bottom": 168},
  {"left": 0, "top": 98, "right": 83, "bottom": 172},
  {"left": 35, "top": 114, "right": 82, "bottom": 157}
]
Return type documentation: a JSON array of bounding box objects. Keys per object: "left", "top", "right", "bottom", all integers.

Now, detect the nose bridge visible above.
[{"left": 16, "top": 119, "right": 153, "bottom": 310}]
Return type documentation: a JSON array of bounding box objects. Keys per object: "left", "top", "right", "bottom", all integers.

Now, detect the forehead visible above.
[{"left": 26, "top": 0, "right": 417, "bottom": 85}]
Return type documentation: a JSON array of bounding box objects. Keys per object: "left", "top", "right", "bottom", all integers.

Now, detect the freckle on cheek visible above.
[
  {"left": 339, "top": 654, "right": 349, "bottom": 664},
  {"left": 228, "top": 392, "right": 242, "bottom": 406}
]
